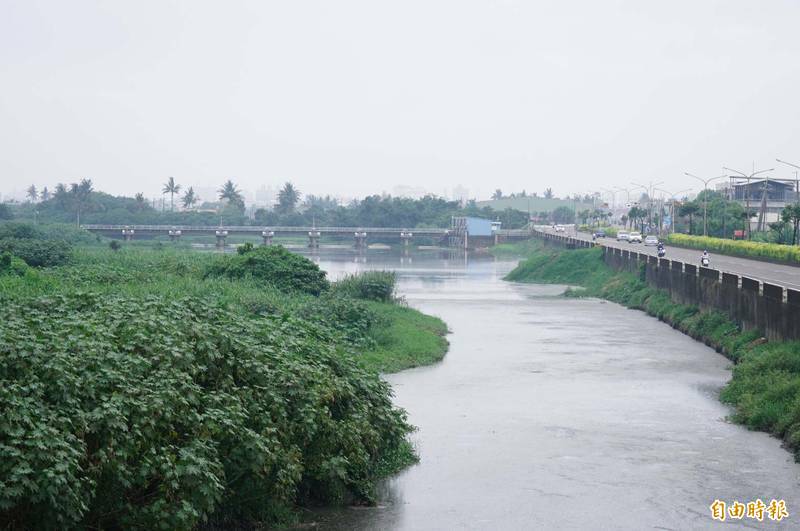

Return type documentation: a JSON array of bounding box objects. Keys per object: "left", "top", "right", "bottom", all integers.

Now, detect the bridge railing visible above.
[{"left": 81, "top": 224, "right": 451, "bottom": 235}]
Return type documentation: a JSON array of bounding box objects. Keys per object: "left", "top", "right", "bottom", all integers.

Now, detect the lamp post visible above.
[
  {"left": 655, "top": 188, "right": 691, "bottom": 234},
  {"left": 631, "top": 180, "right": 663, "bottom": 233},
  {"left": 685, "top": 172, "right": 727, "bottom": 236},
  {"left": 721, "top": 166, "right": 774, "bottom": 238},
  {"left": 776, "top": 158, "right": 800, "bottom": 203}
]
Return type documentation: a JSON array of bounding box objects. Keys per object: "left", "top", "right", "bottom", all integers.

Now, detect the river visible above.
[{"left": 300, "top": 247, "right": 800, "bottom": 530}]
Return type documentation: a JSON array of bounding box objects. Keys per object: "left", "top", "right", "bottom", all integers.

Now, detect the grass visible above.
[
  {"left": 359, "top": 302, "right": 449, "bottom": 373},
  {"left": 504, "top": 240, "right": 800, "bottom": 459}
]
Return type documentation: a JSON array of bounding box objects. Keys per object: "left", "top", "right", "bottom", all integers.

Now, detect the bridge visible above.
[{"left": 81, "top": 224, "right": 533, "bottom": 248}]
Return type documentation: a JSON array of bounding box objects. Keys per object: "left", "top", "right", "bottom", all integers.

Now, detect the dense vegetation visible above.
[
  {"left": 8, "top": 181, "right": 532, "bottom": 229},
  {"left": 0, "top": 224, "right": 448, "bottom": 528},
  {"left": 665, "top": 233, "right": 800, "bottom": 263},
  {"left": 505, "top": 240, "right": 800, "bottom": 460}
]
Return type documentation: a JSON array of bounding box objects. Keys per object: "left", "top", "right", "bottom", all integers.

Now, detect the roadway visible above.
[{"left": 541, "top": 227, "right": 800, "bottom": 291}]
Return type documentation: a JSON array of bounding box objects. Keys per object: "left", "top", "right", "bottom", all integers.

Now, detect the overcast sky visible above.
[{"left": 2, "top": 0, "right": 800, "bottom": 202}]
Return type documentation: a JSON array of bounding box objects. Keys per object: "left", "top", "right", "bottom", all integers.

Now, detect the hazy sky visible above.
[{"left": 2, "top": 0, "right": 800, "bottom": 202}]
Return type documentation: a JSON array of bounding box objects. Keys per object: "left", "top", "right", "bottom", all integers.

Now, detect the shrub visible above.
[
  {"left": 0, "top": 238, "right": 72, "bottom": 267},
  {"left": 332, "top": 271, "right": 397, "bottom": 302},
  {"left": 204, "top": 245, "right": 329, "bottom": 295},
  {"left": 0, "top": 293, "right": 412, "bottom": 529},
  {"left": 299, "top": 293, "right": 381, "bottom": 347},
  {"left": 666, "top": 233, "right": 800, "bottom": 263},
  {"left": 108, "top": 240, "right": 121, "bottom": 252},
  {"left": 0, "top": 252, "right": 31, "bottom": 277}
]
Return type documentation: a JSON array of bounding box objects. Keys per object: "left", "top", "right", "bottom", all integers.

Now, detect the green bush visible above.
[
  {"left": 204, "top": 245, "right": 329, "bottom": 295},
  {"left": 332, "top": 271, "right": 397, "bottom": 302},
  {"left": 0, "top": 252, "right": 31, "bottom": 277},
  {"left": 666, "top": 233, "right": 800, "bottom": 263},
  {"left": 0, "top": 238, "right": 72, "bottom": 267},
  {"left": 0, "top": 293, "right": 413, "bottom": 529},
  {"left": 299, "top": 293, "right": 381, "bottom": 347}
]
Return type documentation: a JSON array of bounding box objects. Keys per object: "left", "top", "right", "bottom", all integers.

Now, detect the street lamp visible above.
[
  {"left": 776, "top": 158, "right": 800, "bottom": 202},
  {"left": 631, "top": 180, "right": 663, "bottom": 233},
  {"left": 721, "top": 166, "right": 774, "bottom": 238},
  {"left": 685, "top": 172, "right": 727, "bottom": 236},
  {"left": 654, "top": 187, "right": 691, "bottom": 234}
]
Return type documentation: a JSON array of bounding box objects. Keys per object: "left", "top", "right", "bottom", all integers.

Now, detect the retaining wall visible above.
[{"left": 534, "top": 230, "right": 800, "bottom": 341}]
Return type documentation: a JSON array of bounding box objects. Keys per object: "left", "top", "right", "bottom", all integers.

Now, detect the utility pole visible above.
[
  {"left": 685, "top": 173, "right": 727, "bottom": 236},
  {"left": 655, "top": 187, "right": 691, "bottom": 234},
  {"left": 722, "top": 166, "right": 774, "bottom": 239}
]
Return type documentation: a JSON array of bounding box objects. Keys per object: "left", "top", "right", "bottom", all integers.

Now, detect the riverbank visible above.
[
  {"left": 503, "top": 239, "right": 800, "bottom": 459},
  {"left": 0, "top": 233, "right": 448, "bottom": 529}
]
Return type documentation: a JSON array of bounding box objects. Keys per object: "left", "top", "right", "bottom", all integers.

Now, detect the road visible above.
[{"left": 543, "top": 227, "right": 800, "bottom": 291}]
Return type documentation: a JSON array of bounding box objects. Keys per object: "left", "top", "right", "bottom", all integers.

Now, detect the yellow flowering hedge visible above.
[{"left": 666, "top": 233, "right": 800, "bottom": 263}]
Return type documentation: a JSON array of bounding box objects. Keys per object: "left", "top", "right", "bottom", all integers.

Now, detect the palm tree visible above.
[
  {"left": 70, "top": 179, "right": 93, "bottom": 226},
  {"left": 277, "top": 182, "right": 301, "bottom": 214},
  {"left": 491, "top": 189, "right": 503, "bottom": 200},
  {"left": 162, "top": 177, "right": 181, "bottom": 212},
  {"left": 40, "top": 187, "right": 50, "bottom": 201},
  {"left": 182, "top": 187, "right": 198, "bottom": 209},
  {"left": 544, "top": 188, "right": 554, "bottom": 199},
  {"left": 26, "top": 185, "right": 38, "bottom": 202},
  {"left": 218, "top": 179, "right": 244, "bottom": 210}
]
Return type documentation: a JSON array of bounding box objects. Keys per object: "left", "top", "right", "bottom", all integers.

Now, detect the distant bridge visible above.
[{"left": 81, "top": 224, "right": 533, "bottom": 248}]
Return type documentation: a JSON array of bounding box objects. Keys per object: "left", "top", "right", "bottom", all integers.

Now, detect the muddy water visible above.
[{"left": 304, "top": 249, "right": 800, "bottom": 530}]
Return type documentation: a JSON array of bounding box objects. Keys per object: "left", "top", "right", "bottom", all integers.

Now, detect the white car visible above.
[
  {"left": 555, "top": 225, "right": 565, "bottom": 232},
  {"left": 628, "top": 232, "right": 643, "bottom": 243},
  {"left": 617, "top": 231, "right": 630, "bottom": 242},
  {"left": 644, "top": 235, "right": 659, "bottom": 246}
]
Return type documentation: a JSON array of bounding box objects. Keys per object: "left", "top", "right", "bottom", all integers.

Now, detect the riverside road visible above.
[{"left": 558, "top": 228, "right": 800, "bottom": 290}]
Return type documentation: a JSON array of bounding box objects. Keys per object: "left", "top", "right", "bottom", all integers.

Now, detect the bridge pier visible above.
[
  {"left": 354, "top": 231, "right": 367, "bottom": 249},
  {"left": 215, "top": 230, "right": 228, "bottom": 249},
  {"left": 122, "top": 227, "right": 135, "bottom": 241},
  {"left": 308, "top": 230, "right": 320, "bottom": 248},
  {"left": 168, "top": 229, "right": 182, "bottom": 242},
  {"left": 261, "top": 230, "right": 274, "bottom": 246}
]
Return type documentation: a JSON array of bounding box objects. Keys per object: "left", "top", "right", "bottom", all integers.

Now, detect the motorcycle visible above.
[
  {"left": 700, "top": 256, "right": 710, "bottom": 267},
  {"left": 657, "top": 246, "right": 666, "bottom": 258}
]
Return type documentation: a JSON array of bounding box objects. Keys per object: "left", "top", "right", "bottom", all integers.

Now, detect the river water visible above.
[{"left": 300, "top": 248, "right": 800, "bottom": 530}]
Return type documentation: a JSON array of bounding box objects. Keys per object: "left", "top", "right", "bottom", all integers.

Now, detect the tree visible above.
[
  {"left": 0, "top": 203, "right": 12, "bottom": 220},
  {"left": 780, "top": 203, "right": 800, "bottom": 245},
  {"left": 54, "top": 183, "right": 69, "bottom": 208},
  {"left": 544, "top": 188, "right": 553, "bottom": 199},
  {"left": 551, "top": 206, "right": 575, "bottom": 224},
  {"left": 70, "top": 179, "right": 93, "bottom": 226},
  {"left": 218, "top": 180, "right": 244, "bottom": 210},
  {"left": 134, "top": 193, "right": 148, "bottom": 212},
  {"left": 162, "top": 177, "right": 181, "bottom": 212},
  {"left": 182, "top": 187, "right": 198, "bottom": 209},
  {"left": 627, "top": 206, "right": 646, "bottom": 231},
  {"left": 277, "top": 182, "right": 301, "bottom": 214},
  {"left": 40, "top": 187, "right": 50, "bottom": 202},
  {"left": 679, "top": 202, "right": 700, "bottom": 235},
  {"left": 578, "top": 209, "right": 591, "bottom": 225},
  {"left": 26, "top": 185, "right": 38, "bottom": 202},
  {"left": 491, "top": 189, "right": 503, "bottom": 200}
]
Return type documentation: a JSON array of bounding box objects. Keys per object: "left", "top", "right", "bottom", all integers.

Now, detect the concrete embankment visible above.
[{"left": 536, "top": 230, "right": 800, "bottom": 342}]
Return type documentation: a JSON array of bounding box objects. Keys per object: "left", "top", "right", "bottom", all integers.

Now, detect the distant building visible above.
[{"left": 731, "top": 179, "right": 799, "bottom": 230}]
